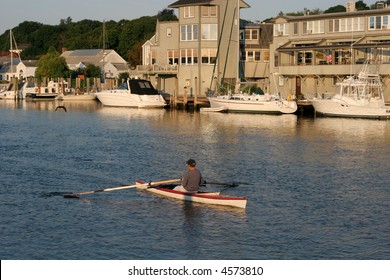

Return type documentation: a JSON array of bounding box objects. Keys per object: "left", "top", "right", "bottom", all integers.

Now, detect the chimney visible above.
[
  {"left": 346, "top": 1, "right": 356, "bottom": 12},
  {"left": 376, "top": 1, "right": 386, "bottom": 9}
]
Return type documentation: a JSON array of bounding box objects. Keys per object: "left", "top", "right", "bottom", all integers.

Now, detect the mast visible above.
[
  {"left": 9, "top": 30, "right": 22, "bottom": 78},
  {"left": 102, "top": 20, "right": 107, "bottom": 85},
  {"left": 237, "top": 0, "right": 240, "bottom": 85},
  {"left": 10, "top": 30, "right": 13, "bottom": 79}
]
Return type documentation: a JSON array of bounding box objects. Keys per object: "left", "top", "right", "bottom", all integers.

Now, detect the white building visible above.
[{"left": 61, "top": 49, "right": 129, "bottom": 78}]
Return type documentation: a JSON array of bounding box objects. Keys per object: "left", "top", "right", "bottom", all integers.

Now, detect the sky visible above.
[{"left": 0, "top": 0, "right": 378, "bottom": 35}]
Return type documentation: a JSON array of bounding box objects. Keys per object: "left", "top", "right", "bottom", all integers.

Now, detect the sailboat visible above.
[
  {"left": 311, "top": 62, "right": 390, "bottom": 119},
  {"left": 205, "top": 0, "right": 297, "bottom": 114},
  {"left": 0, "top": 30, "right": 23, "bottom": 100}
]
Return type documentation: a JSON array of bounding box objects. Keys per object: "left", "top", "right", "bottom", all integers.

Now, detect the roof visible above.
[
  {"left": 274, "top": 7, "right": 390, "bottom": 22},
  {"left": 169, "top": 0, "right": 213, "bottom": 8},
  {"left": 21, "top": 60, "right": 38, "bottom": 67},
  {"left": 169, "top": 0, "right": 250, "bottom": 8},
  {"left": 65, "top": 49, "right": 103, "bottom": 57},
  {"left": 61, "top": 49, "right": 126, "bottom": 66}
]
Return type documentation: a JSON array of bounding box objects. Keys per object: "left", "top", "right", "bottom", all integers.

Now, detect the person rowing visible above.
[{"left": 174, "top": 159, "right": 205, "bottom": 193}]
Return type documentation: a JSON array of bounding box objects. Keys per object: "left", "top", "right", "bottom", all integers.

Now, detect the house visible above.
[
  {"left": 61, "top": 49, "right": 129, "bottom": 78},
  {"left": 270, "top": 2, "right": 390, "bottom": 101},
  {"left": 17, "top": 60, "right": 38, "bottom": 80},
  {"left": 137, "top": 0, "right": 250, "bottom": 97},
  {"left": 240, "top": 22, "right": 273, "bottom": 91},
  {"left": 0, "top": 59, "right": 37, "bottom": 81}
]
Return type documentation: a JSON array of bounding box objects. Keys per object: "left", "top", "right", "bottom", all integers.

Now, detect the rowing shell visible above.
[{"left": 136, "top": 180, "right": 247, "bottom": 209}]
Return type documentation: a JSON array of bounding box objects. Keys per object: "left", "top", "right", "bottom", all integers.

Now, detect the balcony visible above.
[
  {"left": 277, "top": 62, "right": 390, "bottom": 76},
  {"left": 136, "top": 64, "right": 178, "bottom": 75}
]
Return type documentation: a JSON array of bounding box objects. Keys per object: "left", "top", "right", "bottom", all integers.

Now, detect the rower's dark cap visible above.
[{"left": 186, "top": 159, "right": 196, "bottom": 165}]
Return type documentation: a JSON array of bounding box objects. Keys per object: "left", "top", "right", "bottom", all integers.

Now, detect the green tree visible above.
[
  {"left": 35, "top": 47, "right": 69, "bottom": 81},
  {"left": 324, "top": 5, "right": 346, "bottom": 13},
  {"left": 356, "top": 1, "right": 370, "bottom": 10},
  {"left": 127, "top": 41, "right": 143, "bottom": 66},
  {"left": 157, "top": 9, "right": 178, "bottom": 22},
  {"left": 118, "top": 72, "right": 129, "bottom": 82},
  {"left": 85, "top": 64, "right": 101, "bottom": 78}
]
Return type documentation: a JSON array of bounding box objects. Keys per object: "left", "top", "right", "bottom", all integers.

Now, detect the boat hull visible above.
[
  {"left": 136, "top": 181, "right": 247, "bottom": 209},
  {"left": 0, "top": 91, "right": 17, "bottom": 100},
  {"left": 208, "top": 96, "right": 297, "bottom": 114},
  {"left": 311, "top": 98, "right": 390, "bottom": 119},
  {"left": 96, "top": 90, "right": 166, "bottom": 108}
]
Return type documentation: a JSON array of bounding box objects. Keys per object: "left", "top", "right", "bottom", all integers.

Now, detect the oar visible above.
[
  {"left": 63, "top": 178, "right": 181, "bottom": 198},
  {"left": 205, "top": 181, "right": 239, "bottom": 187}
]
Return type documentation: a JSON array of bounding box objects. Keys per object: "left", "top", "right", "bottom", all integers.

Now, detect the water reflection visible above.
[
  {"left": 96, "top": 106, "right": 166, "bottom": 120},
  {"left": 0, "top": 99, "right": 101, "bottom": 112}
]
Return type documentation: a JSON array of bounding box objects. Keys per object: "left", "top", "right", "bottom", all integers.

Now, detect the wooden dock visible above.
[{"left": 166, "top": 92, "right": 210, "bottom": 109}]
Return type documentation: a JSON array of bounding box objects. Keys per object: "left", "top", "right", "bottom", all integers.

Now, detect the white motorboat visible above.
[
  {"left": 0, "top": 82, "right": 35, "bottom": 100},
  {"left": 0, "top": 84, "right": 18, "bottom": 100},
  {"left": 95, "top": 79, "right": 166, "bottom": 108},
  {"left": 311, "top": 64, "right": 390, "bottom": 119},
  {"left": 207, "top": 93, "right": 297, "bottom": 114}
]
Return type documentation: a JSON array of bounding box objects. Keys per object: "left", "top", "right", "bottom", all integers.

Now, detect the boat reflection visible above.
[
  {"left": 199, "top": 113, "right": 298, "bottom": 143},
  {"left": 301, "top": 117, "right": 389, "bottom": 140},
  {"left": 0, "top": 99, "right": 101, "bottom": 112},
  {"left": 96, "top": 107, "right": 167, "bottom": 120}
]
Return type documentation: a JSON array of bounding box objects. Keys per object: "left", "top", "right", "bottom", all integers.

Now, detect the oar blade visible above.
[{"left": 63, "top": 193, "right": 81, "bottom": 198}]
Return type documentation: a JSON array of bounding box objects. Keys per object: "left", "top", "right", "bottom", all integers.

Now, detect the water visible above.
[{"left": 0, "top": 100, "right": 389, "bottom": 260}]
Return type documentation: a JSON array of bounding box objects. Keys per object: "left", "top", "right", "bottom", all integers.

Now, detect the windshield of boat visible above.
[
  {"left": 118, "top": 82, "right": 128, "bottom": 90},
  {"left": 129, "top": 80, "right": 158, "bottom": 95}
]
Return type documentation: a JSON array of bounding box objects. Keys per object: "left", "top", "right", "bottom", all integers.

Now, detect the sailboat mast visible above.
[
  {"left": 237, "top": 0, "right": 240, "bottom": 85},
  {"left": 102, "top": 20, "right": 106, "bottom": 83},
  {"left": 10, "top": 30, "right": 13, "bottom": 78}
]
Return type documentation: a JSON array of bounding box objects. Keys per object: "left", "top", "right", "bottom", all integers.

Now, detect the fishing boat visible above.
[
  {"left": 135, "top": 180, "right": 247, "bottom": 209},
  {"left": 207, "top": 92, "right": 298, "bottom": 114},
  {"left": 311, "top": 63, "right": 390, "bottom": 119},
  {"left": 95, "top": 79, "right": 166, "bottom": 108}
]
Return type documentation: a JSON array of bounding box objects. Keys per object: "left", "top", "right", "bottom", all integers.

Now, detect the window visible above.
[
  {"left": 244, "top": 29, "right": 258, "bottom": 40},
  {"left": 274, "top": 23, "right": 289, "bottom": 36},
  {"left": 167, "top": 50, "right": 179, "bottom": 65},
  {"left": 202, "top": 24, "right": 218, "bottom": 40},
  {"left": 201, "top": 49, "right": 217, "bottom": 64},
  {"left": 330, "top": 17, "right": 364, "bottom": 32},
  {"left": 303, "top": 20, "right": 324, "bottom": 34},
  {"left": 184, "top": 6, "right": 195, "bottom": 18},
  {"left": 180, "top": 25, "right": 198, "bottom": 41},
  {"left": 245, "top": 51, "right": 261, "bottom": 62},
  {"left": 369, "top": 15, "right": 389, "bottom": 30},
  {"left": 263, "top": 51, "right": 270, "bottom": 61},
  {"left": 151, "top": 51, "right": 157, "bottom": 64},
  {"left": 166, "top": 27, "right": 172, "bottom": 37},
  {"left": 293, "top": 23, "right": 299, "bottom": 35},
  {"left": 180, "top": 49, "right": 198, "bottom": 65},
  {"left": 202, "top": 6, "right": 217, "bottom": 17},
  {"left": 297, "top": 51, "right": 313, "bottom": 65}
]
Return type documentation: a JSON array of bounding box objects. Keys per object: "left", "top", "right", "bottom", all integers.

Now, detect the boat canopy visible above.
[{"left": 129, "top": 79, "right": 158, "bottom": 95}]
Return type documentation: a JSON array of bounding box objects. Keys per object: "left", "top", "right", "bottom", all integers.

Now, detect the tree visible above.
[
  {"left": 85, "top": 64, "right": 101, "bottom": 78},
  {"left": 157, "top": 9, "right": 178, "bottom": 21},
  {"left": 356, "top": 1, "right": 370, "bottom": 10},
  {"left": 324, "top": 5, "right": 346, "bottom": 13},
  {"left": 127, "top": 41, "right": 143, "bottom": 66},
  {"left": 35, "top": 47, "right": 69, "bottom": 81}
]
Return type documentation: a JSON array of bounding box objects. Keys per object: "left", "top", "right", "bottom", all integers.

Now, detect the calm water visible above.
[{"left": 0, "top": 100, "right": 389, "bottom": 260}]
